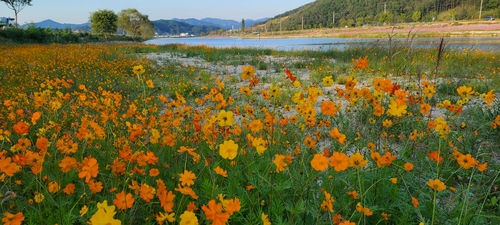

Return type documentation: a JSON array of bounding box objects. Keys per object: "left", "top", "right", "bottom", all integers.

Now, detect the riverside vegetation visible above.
[{"left": 0, "top": 42, "right": 499, "bottom": 225}]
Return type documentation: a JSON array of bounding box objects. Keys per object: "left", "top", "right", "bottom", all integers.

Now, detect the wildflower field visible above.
[{"left": 0, "top": 43, "right": 499, "bottom": 225}]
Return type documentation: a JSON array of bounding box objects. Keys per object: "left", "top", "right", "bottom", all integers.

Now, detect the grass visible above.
[{"left": 0, "top": 43, "right": 499, "bottom": 225}]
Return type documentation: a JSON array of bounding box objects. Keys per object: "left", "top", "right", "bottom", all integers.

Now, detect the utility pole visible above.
[
  {"left": 333, "top": 11, "right": 335, "bottom": 26},
  {"left": 479, "top": 0, "right": 483, "bottom": 19},
  {"left": 279, "top": 18, "right": 281, "bottom": 34}
]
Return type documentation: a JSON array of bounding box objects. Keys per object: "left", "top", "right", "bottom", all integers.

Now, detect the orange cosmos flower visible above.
[
  {"left": 427, "top": 178, "right": 446, "bottom": 191},
  {"left": 382, "top": 119, "right": 393, "bottom": 128},
  {"left": 2, "top": 212, "right": 25, "bottom": 225},
  {"left": 311, "top": 154, "right": 329, "bottom": 171},
  {"left": 140, "top": 184, "right": 155, "bottom": 203},
  {"left": 457, "top": 153, "right": 475, "bottom": 169},
  {"left": 304, "top": 136, "right": 316, "bottom": 149},
  {"left": 249, "top": 77, "right": 260, "bottom": 87},
  {"left": 273, "top": 154, "right": 288, "bottom": 172},
  {"left": 477, "top": 161, "right": 488, "bottom": 172},
  {"left": 404, "top": 162, "right": 414, "bottom": 171},
  {"left": 63, "top": 183, "right": 76, "bottom": 195},
  {"left": 175, "top": 184, "right": 199, "bottom": 199},
  {"left": 35, "top": 137, "right": 50, "bottom": 152},
  {"left": 320, "top": 191, "right": 335, "bottom": 212},
  {"left": 78, "top": 157, "right": 99, "bottom": 183},
  {"left": 48, "top": 181, "right": 60, "bottom": 193},
  {"left": 339, "top": 220, "right": 356, "bottom": 225},
  {"left": 0, "top": 156, "right": 18, "bottom": 177},
  {"left": 114, "top": 191, "right": 135, "bottom": 210},
  {"left": 329, "top": 127, "right": 346, "bottom": 145},
  {"left": 187, "top": 201, "right": 198, "bottom": 212},
  {"left": 329, "top": 152, "right": 349, "bottom": 172},
  {"left": 284, "top": 68, "right": 297, "bottom": 82},
  {"left": 411, "top": 196, "right": 419, "bottom": 207},
  {"left": 224, "top": 198, "right": 241, "bottom": 215},
  {"left": 352, "top": 56, "right": 369, "bottom": 69},
  {"left": 179, "top": 170, "right": 196, "bottom": 187},
  {"left": 12, "top": 121, "right": 29, "bottom": 135},
  {"left": 157, "top": 179, "right": 176, "bottom": 212},
  {"left": 321, "top": 100, "right": 338, "bottom": 116},
  {"left": 214, "top": 166, "right": 228, "bottom": 177},
  {"left": 427, "top": 151, "right": 443, "bottom": 163},
  {"left": 88, "top": 180, "right": 103, "bottom": 194},
  {"left": 202, "top": 199, "right": 230, "bottom": 225},
  {"left": 348, "top": 191, "right": 359, "bottom": 199},
  {"left": 58, "top": 156, "right": 77, "bottom": 173},
  {"left": 420, "top": 103, "right": 431, "bottom": 115}
]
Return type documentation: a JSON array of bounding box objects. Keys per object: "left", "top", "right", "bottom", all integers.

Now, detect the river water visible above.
[{"left": 144, "top": 37, "right": 500, "bottom": 51}]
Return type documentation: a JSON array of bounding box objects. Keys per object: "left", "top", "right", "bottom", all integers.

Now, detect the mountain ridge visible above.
[{"left": 26, "top": 17, "right": 270, "bottom": 35}]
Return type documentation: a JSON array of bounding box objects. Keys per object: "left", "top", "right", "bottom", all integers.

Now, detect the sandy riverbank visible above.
[{"left": 236, "top": 21, "right": 500, "bottom": 39}]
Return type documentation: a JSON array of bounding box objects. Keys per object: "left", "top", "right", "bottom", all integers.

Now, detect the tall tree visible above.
[
  {"left": 1, "top": 0, "right": 32, "bottom": 27},
  {"left": 117, "top": 8, "right": 154, "bottom": 38},
  {"left": 89, "top": 9, "right": 118, "bottom": 38},
  {"left": 241, "top": 19, "right": 245, "bottom": 32}
]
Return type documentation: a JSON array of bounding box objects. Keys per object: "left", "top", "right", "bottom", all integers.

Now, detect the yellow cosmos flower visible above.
[
  {"left": 146, "top": 79, "right": 154, "bottom": 88},
  {"left": 456, "top": 85, "right": 474, "bottom": 99},
  {"left": 262, "top": 213, "right": 271, "bottom": 225},
  {"left": 427, "top": 178, "right": 446, "bottom": 191},
  {"left": 219, "top": 140, "right": 238, "bottom": 160},
  {"left": 349, "top": 152, "right": 368, "bottom": 169},
  {"left": 34, "top": 193, "right": 45, "bottom": 203},
  {"left": 90, "top": 200, "right": 121, "bottom": 225},
  {"left": 133, "top": 65, "right": 146, "bottom": 75},
  {"left": 270, "top": 86, "right": 281, "bottom": 98},
  {"left": 217, "top": 110, "right": 234, "bottom": 127},
  {"left": 252, "top": 137, "right": 267, "bottom": 155},
  {"left": 241, "top": 65, "right": 256, "bottom": 80},
  {"left": 179, "top": 211, "right": 198, "bottom": 225},
  {"left": 322, "top": 76, "right": 334, "bottom": 86},
  {"left": 387, "top": 100, "right": 407, "bottom": 117},
  {"left": 80, "top": 205, "right": 88, "bottom": 217}
]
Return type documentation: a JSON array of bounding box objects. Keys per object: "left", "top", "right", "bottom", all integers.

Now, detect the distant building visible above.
[{"left": 0, "top": 17, "right": 15, "bottom": 29}]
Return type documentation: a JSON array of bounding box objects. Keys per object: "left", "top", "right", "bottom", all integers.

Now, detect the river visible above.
[{"left": 144, "top": 37, "right": 500, "bottom": 51}]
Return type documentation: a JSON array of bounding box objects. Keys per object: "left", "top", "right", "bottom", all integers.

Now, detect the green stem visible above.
[
  {"left": 458, "top": 169, "right": 475, "bottom": 225},
  {"left": 431, "top": 189, "right": 437, "bottom": 225}
]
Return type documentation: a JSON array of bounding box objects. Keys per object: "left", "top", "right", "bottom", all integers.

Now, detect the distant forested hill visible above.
[
  {"left": 152, "top": 20, "right": 223, "bottom": 36},
  {"left": 265, "top": 0, "right": 499, "bottom": 29}
]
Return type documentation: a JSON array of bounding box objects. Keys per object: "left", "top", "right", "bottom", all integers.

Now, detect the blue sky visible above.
[{"left": 2, "top": 0, "right": 314, "bottom": 25}]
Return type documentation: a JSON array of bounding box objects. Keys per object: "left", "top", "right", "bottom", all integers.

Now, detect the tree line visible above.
[
  {"left": 89, "top": 9, "right": 154, "bottom": 39},
  {"left": 272, "top": 0, "right": 499, "bottom": 30}
]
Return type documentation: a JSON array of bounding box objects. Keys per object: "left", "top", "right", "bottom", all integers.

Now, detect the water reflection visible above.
[{"left": 145, "top": 37, "right": 500, "bottom": 51}]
